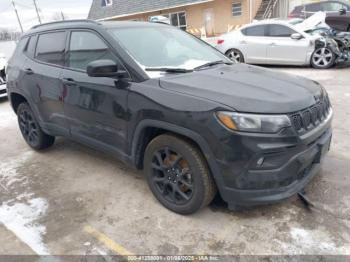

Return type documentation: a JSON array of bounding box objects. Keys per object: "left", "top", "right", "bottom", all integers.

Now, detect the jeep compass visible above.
[{"left": 7, "top": 20, "right": 333, "bottom": 214}]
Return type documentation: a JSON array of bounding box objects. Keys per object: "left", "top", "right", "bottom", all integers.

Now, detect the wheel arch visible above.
[
  {"left": 9, "top": 92, "right": 28, "bottom": 114},
  {"left": 130, "top": 120, "right": 225, "bottom": 192}
]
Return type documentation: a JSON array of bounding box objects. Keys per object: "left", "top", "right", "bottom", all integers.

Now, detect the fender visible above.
[
  {"left": 9, "top": 89, "right": 38, "bottom": 117},
  {"left": 8, "top": 90, "right": 66, "bottom": 136},
  {"left": 130, "top": 119, "right": 227, "bottom": 196}
]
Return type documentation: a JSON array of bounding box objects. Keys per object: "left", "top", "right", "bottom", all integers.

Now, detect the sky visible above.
[{"left": 0, "top": 0, "right": 93, "bottom": 31}]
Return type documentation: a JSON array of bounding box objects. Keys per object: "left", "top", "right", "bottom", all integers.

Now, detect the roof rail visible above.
[{"left": 31, "top": 19, "right": 101, "bottom": 30}]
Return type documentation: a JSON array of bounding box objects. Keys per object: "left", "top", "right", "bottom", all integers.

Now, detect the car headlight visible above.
[{"left": 216, "top": 112, "right": 291, "bottom": 133}]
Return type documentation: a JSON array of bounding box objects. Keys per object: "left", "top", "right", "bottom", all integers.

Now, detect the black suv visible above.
[{"left": 7, "top": 20, "right": 333, "bottom": 214}]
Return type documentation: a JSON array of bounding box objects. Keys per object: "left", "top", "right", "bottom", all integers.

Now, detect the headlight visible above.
[{"left": 216, "top": 112, "right": 291, "bottom": 133}]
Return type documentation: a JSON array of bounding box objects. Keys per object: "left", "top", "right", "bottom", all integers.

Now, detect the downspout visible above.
[{"left": 250, "top": 0, "right": 253, "bottom": 22}]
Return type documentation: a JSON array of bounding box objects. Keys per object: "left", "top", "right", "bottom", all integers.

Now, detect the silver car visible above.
[
  {"left": 215, "top": 19, "right": 335, "bottom": 69},
  {"left": 0, "top": 53, "right": 7, "bottom": 98}
]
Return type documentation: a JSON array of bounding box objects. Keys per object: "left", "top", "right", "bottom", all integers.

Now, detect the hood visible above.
[
  {"left": 295, "top": 11, "right": 328, "bottom": 32},
  {"left": 159, "top": 64, "right": 323, "bottom": 114}
]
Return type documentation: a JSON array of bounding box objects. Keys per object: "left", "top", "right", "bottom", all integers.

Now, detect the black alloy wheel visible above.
[
  {"left": 17, "top": 103, "right": 55, "bottom": 150},
  {"left": 151, "top": 147, "right": 194, "bottom": 205},
  {"left": 19, "top": 108, "right": 40, "bottom": 147},
  {"left": 144, "top": 134, "right": 216, "bottom": 214}
]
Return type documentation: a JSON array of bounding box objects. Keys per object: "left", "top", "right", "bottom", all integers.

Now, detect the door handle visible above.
[
  {"left": 62, "top": 78, "right": 77, "bottom": 86},
  {"left": 25, "top": 68, "right": 34, "bottom": 75},
  {"left": 239, "top": 41, "right": 247, "bottom": 44},
  {"left": 270, "top": 42, "right": 277, "bottom": 46}
]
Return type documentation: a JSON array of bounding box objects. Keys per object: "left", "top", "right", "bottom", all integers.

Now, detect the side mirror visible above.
[
  {"left": 339, "top": 8, "right": 347, "bottom": 15},
  {"left": 291, "top": 33, "right": 303, "bottom": 40},
  {"left": 87, "top": 59, "right": 128, "bottom": 78}
]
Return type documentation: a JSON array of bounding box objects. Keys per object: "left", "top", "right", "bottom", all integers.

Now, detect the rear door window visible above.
[
  {"left": 321, "top": 2, "right": 344, "bottom": 11},
  {"left": 306, "top": 3, "right": 322, "bottom": 12},
  {"left": 35, "top": 31, "right": 66, "bottom": 66},
  {"left": 267, "top": 24, "right": 297, "bottom": 37},
  {"left": 241, "top": 25, "right": 266, "bottom": 36},
  {"left": 67, "top": 31, "right": 118, "bottom": 71},
  {"left": 25, "top": 36, "right": 37, "bottom": 58}
]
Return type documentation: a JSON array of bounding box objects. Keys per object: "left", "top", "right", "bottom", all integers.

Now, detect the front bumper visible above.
[
  {"left": 213, "top": 109, "right": 333, "bottom": 209},
  {"left": 0, "top": 84, "right": 7, "bottom": 98}
]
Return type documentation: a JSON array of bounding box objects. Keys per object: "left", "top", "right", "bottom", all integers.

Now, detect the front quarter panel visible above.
[{"left": 127, "top": 79, "right": 232, "bottom": 143}]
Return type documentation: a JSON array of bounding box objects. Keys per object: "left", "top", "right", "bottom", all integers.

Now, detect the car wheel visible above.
[
  {"left": 144, "top": 134, "right": 216, "bottom": 215},
  {"left": 225, "top": 49, "right": 245, "bottom": 63},
  {"left": 311, "top": 47, "right": 335, "bottom": 69},
  {"left": 17, "top": 103, "right": 55, "bottom": 150}
]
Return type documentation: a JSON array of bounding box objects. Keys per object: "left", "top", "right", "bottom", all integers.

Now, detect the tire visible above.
[
  {"left": 17, "top": 103, "right": 55, "bottom": 150},
  {"left": 311, "top": 47, "right": 336, "bottom": 69},
  {"left": 225, "top": 48, "right": 245, "bottom": 63},
  {"left": 144, "top": 134, "right": 216, "bottom": 215}
]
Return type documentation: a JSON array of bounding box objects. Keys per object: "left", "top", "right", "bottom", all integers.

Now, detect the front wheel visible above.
[
  {"left": 311, "top": 47, "right": 335, "bottom": 69},
  {"left": 225, "top": 49, "right": 245, "bottom": 63},
  {"left": 144, "top": 134, "right": 216, "bottom": 215}
]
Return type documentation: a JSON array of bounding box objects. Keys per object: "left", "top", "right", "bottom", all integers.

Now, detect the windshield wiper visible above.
[
  {"left": 145, "top": 67, "right": 193, "bottom": 73},
  {"left": 194, "top": 60, "right": 233, "bottom": 70}
]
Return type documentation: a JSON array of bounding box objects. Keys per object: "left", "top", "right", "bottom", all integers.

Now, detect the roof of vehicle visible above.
[
  {"left": 23, "top": 19, "right": 169, "bottom": 36},
  {"left": 240, "top": 19, "right": 297, "bottom": 29},
  {"left": 295, "top": 0, "right": 349, "bottom": 7}
]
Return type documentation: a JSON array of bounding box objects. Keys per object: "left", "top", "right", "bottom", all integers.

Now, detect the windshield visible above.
[{"left": 109, "top": 26, "right": 231, "bottom": 76}]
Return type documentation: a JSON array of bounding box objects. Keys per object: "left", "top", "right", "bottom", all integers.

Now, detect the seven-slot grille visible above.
[{"left": 289, "top": 94, "right": 331, "bottom": 133}]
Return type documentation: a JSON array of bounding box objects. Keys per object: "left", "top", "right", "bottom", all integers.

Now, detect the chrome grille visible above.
[{"left": 290, "top": 95, "right": 331, "bottom": 133}]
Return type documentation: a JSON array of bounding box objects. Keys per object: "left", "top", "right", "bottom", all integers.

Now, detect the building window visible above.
[
  {"left": 163, "top": 12, "right": 187, "bottom": 31},
  {"left": 101, "top": 0, "right": 112, "bottom": 7},
  {"left": 232, "top": 2, "right": 242, "bottom": 16}
]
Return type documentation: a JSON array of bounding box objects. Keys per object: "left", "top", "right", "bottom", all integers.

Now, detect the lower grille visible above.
[{"left": 290, "top": 94, "right": 331, "bottom": 133}]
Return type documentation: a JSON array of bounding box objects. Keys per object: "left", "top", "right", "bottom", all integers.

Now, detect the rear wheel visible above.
[
  {"left": 17, "top": 103, "right": 55, "bottom": 150},
  {"left": 311, "top": 47, "right": 335, "bottom": 69},
  {"left": 225, "top": 49, "right": 245, "bottom": 63},
  {"left": 144, "top": 134, "right": 216, "bottom": 214}
]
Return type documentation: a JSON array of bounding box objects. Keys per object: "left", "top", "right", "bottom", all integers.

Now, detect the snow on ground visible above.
[
  {"left": 0, "top": 41, "right": 16, "bottom": 59},
  {"left": 0, "top": 150, "right": 50, "bottom": 255},
  {"left": 276, "top": 226, "right": 350, "bottom": 255},
  {"left": 0, "top": 197, "right": 49, "bottom": 255}
]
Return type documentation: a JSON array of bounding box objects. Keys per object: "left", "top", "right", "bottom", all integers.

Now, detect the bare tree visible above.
[{"left": 0, "top": 28, "right": 21, "bottom": 41}]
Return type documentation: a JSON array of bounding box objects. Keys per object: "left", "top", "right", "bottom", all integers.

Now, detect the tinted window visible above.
[
  {"left": 321, "top": 2, "right": 344, "bottom": 11},
  {"left": 291, "top": 6, "right": 303, "bottom": 13},
  {"left": 35, "top": 32, "right": 66, "bottom": 66},
  {"left": 268, "top": 25, "right": 296, "bottom": 37},
  {"left": 25, "top": 36, "right": 37, "bottom": 57},
  {"left": 68, "top": 31, "right": 116, "bottom": 71},
  {"left": 242, "top": 25, "right": 266, "bottom": 36},
  {"left": 306, "top": 3, "right": 321, "bottom": 12}
]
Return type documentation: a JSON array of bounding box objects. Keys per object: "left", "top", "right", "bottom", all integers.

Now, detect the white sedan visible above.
[
  {"left": 0, "top": 53, "right": 7, "bottom": 98},
  {"left": 215, "top": 19, "right": 335, "bottom": 69}
]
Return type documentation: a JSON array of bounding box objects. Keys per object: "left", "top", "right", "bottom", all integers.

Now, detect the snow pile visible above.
[{"left": 0, "top": 151, "right": 50, "bottom": 255}]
